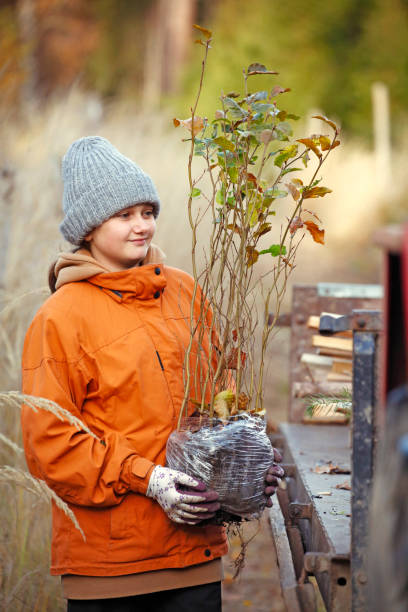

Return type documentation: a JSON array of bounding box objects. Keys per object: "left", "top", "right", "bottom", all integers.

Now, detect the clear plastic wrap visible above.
[{"left": 166, "top": 414, "right": 275, "bottom": 519}]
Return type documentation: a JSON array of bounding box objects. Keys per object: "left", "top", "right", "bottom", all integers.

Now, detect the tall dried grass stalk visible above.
[
  {"left": 0, "top": 433, "right": 23, "bottom": 455},
  {"left": 0, "top": 466, "right": 85, "bottom": 541},
  {"left": 0, "top": 391, "right": 101, "bottom": 441}
]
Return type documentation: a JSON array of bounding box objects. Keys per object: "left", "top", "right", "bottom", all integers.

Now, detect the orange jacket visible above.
[{"left": 21, "top": 263, "right": 227, "bottom": 576}]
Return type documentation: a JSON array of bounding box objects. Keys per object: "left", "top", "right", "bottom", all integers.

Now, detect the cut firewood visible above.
[
  {"left": 317, "top": 347, "right": 353, "bottom": 358},
  {"left": 312, "top": 335, "right": 353, "bottom": 353},
  {"left": 307, "top": 315, "right": 320, "bottom": 329},
  {"left": 331, "top": 359, "right": 352, "bottom": 375},
  {"left": 301, "top": 353, "right": 333, "bottom": 368},
  {"left": 303, "top": 413, "right": 349, "bottom": 424},
  {"left": 326, "top": 372, "right": 352, "bottom": 382}
]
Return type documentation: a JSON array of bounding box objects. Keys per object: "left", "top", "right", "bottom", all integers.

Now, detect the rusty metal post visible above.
[{"left": 351, "top": 310, "right": 382, "bottom": 611}]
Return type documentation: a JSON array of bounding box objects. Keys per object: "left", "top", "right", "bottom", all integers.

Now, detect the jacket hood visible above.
[{"left": 54, "top": 244, "right": 166, "bottom": 292}]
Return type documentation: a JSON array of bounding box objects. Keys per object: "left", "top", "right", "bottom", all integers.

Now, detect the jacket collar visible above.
[{"left": 87, "top": 264, "right": 167, "bottom": 301}]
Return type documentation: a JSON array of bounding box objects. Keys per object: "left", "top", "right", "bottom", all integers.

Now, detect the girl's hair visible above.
[{"left": 48, "top": 243, "right": 89, "bottom": 294}]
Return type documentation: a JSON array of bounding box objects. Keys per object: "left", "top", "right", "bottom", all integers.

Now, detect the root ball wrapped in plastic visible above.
[{"left": 166, "top": 414, "right": 275, "bottom": 519}]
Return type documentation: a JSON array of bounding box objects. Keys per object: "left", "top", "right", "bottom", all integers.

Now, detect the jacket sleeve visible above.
[{"left": 21, "top": 311, "right": 155, "bottom": 508}]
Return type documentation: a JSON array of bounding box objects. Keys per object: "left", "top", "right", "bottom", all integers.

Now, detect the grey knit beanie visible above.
[{"left": 60, "top": 136, "right": 160, "bottom": 245}]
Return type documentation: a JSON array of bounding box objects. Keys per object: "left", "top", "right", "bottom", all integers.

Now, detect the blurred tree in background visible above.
[{"left": 0, "top": 0, "right": 407, "bottom": 143}]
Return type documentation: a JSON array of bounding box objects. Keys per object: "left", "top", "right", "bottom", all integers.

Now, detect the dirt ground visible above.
[{"left": 222, "top": 513, "right": 286, "bottom": 612}]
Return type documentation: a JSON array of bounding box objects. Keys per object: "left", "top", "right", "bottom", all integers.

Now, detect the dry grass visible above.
[{"left": 0, "top": 89, "right": 407, "bottom": 609}]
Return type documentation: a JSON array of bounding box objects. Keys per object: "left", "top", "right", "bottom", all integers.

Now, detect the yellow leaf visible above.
[
  {"left": 297, "top": 138, "right": 321, "bottom": 159},
  {"left": 213, "top": 389, "right": 235, "bottom": 420},
  {"left": 303, "top": 186, "right": 332, "bottom": 199},
  {"left": 319, "top": 135, "right": 332, "bottom": 151},
  {"left": 193, "top": 24, "right": 212, "bottom": 39}
]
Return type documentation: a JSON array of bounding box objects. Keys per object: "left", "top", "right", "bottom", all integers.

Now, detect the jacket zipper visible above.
[{"left": 156, "top": 350, "right": 164, "bottom": 371}]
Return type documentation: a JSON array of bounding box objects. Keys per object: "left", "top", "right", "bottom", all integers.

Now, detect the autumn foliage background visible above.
[{"left": 0, "top": 0, "right": 408, "bottom": 610}]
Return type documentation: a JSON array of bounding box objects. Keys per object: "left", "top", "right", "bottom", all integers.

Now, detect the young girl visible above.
[{"left": 21, "top": 136, "right": 283, "bottom": 611}]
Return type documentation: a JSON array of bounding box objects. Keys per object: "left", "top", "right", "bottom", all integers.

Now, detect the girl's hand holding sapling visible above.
[{"left": 147, "top": 466, "right": 220, "bottom": 525}]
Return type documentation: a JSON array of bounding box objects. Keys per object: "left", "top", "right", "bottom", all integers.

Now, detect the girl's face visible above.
[{"left": 85, "top": 203, "right": 156, "bottom": 270}]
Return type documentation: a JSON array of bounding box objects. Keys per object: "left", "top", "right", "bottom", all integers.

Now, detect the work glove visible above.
[
  {"left": 265, "top": 447, "right": 284, "bottom": 507},
  {"left": 146, "top": 466, "right": 220, "bottom": 525}
]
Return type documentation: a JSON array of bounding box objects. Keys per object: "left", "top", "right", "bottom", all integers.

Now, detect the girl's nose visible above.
[{"left": 131, "top": 214, "right": 149, "bottom": 232}]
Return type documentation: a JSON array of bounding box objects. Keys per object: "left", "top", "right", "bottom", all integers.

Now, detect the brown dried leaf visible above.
[
  {"left": 312, "top": 114, "right": 340, "bottom": 132},
  {"left": 304, "top": 220, "right": 325, "bottom": 245},
  {"left": 227, "top": 223, "right": 241, "bottom": 234},
  {"left": 173, "top": 116, "right": 205, "bottom": 136},
  {"left": 314, "top": 462, "right": 350, "bottom": 474},
  {"left": 271, "top": 85, "right": 290, "bottom": 96},
  {"left": 336, "top": 481, "right": 351, "bottom": 490},
  {"left": 246, "top": 246, "right": 259, "bottom": 267},
  {"left": 290, "top": 216, "right": 304, "bottom": 234},
  {"left": 254, "top": 222, "right": 272, "bottom": 238},
  {"left": 303, "top": 208, "right": 322, "bottom": 223},
  {"left": 260, "top": 129, "right": 274, "bottom": 144},
  {"left": 238, "top": 392, "right": 250, "bottom": 411},
  {"left": 226, "top": 348, "right": 247, "bottom": 369},
  {"left": 286, "top": 182, "right": 300, "bottom": 201}
]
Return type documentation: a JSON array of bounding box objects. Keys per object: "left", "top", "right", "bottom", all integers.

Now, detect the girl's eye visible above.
[
  {"left": 119, "top": 212, "right": 130, "bottom": 219},
  {"left": 143, "top": 209, "right": 154, "bottom": 218}
]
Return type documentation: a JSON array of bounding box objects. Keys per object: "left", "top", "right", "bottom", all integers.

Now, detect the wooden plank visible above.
[
  {"left": 312, "top": 335, "right": 353, "bottom": 353},
  {"left": 301, "top": 352, "right": 332, "bottom": 367},
  {"left": 280, "top": 423, "right": 351, "bottom": 555},
  {"left": 317, "top": 347, "right": 353, "bottom": 359}
]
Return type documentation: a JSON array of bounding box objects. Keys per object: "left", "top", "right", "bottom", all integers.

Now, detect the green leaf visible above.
[
  {"left": 246, "top": 91, "right": 268, "bottom": 104},
  {"left": 259, "top": 244, "right": 287, "bottom": 257},
  {"left": 227, "top": 167, "right": 238, "bottom": 183},
  {"left": 252, "top": 102, "right": 274, "bottom": 113},
  {"left": 216, "top": 188, "right": 225, "bottom": 205},
  {"left": 274, "top": 144, "right": 298, "bottom": 168},
  {"left": 264, "top": 186, "right": 288, "bottom": 199},
  {"left": 281, "top": 167, "right": 303, "bottom": 176},
  {"left": 247, "top": 63, "right": 278, "bottom": 76},
  {"left": 214, "top": 136, "right": 235, "bottom": 151},
  {"left": 223, "top": 97, "right": 247, "bottom": 119},
  {"left": 191, "top": 188, "right": 201, "bottom": 197},
  {"left": 275, "top": 121, "right": 293, "bottom": 140},
  {"left": 302, "top": 151, "right": 310, "bottom": 167}
]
